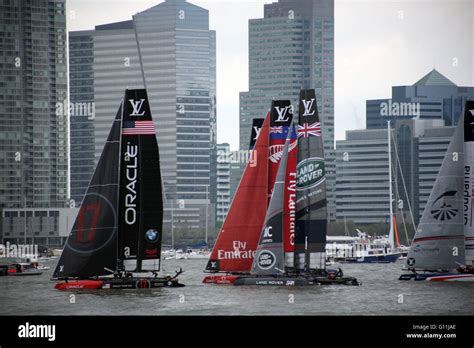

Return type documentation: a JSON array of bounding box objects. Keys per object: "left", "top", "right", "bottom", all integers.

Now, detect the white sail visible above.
[
  {"left": 406, "top": 113, "right": 465, "bottom": 271},
  {"left": 463, "top": 102, "right": 474, "bottom": 266}
]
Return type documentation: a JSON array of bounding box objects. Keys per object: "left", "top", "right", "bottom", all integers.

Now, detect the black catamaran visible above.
[{"left": 53, "top": 89, "right": 184, "bottom": 290}]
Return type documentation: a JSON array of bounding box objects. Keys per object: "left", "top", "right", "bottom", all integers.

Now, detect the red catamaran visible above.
[
  {"left": 203, "top": 113, "right": 270, "bottom": 284},
  {"left": 203, "top": 101, "right": 294, "bottom": 284}
]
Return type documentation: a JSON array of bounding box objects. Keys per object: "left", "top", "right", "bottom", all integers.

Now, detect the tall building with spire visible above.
[{"left": 239, "top": 0, "right": 336, "bottom": 220}]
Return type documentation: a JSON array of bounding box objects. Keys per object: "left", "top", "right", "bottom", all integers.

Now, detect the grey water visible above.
[{"left": 1, "top": 259, "right": 473, "bottom": 315}]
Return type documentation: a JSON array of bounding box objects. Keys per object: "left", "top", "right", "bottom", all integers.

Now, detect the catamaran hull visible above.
[
  {"left": 399, "top": 273, "right": 474, "bottom": 281},
  {"left": 7, "top": 271, "right": 43, "bottom": 276},
  {"left": 202, "top": 275, "right": 240, "bottom": 284},
  {"left": 233, "top": 276, "right": 360, "bottom": 286},
  {"left": 54, "top": 278, "right": 185, "bottom": 290},
  {"left": 234, "top": 276, "right": 309, "bottom": 286}
]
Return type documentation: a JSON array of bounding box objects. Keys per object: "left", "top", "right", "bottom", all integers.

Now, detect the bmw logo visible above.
[{"left": 145, "top": 229, "right": 159, "bottom": 243}]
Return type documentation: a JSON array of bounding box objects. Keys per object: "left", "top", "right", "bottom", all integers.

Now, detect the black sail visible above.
[
  {"left": 119, "top": 89, "right": 163, "bottom": 272},
  {"left": 295, "top": 89, "right": 327, "bottom": 271},
  {"left": 249, "top": 118, "right": 264, "bottom": 150},
  {"left": 52, "top": 104, "right": 122, "bottom": 279}
]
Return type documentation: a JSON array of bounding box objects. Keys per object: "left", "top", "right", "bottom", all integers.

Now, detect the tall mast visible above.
[
  {"left": 205, "top": 185, "right": 209, "bottom": 247},
  {"left": 171, "top": 201, "right": 174, "bottom": 250},
  {"left": 24, "top": 196, "right": 27, "bottom": 245},
  {"left": 388, "top": 121, "right": 395, "bottom": 250},
  {"left": 116, "top": 100, "right": 124, "bottom": 272}
]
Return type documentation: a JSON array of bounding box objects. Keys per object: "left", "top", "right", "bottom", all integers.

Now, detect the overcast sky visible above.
[{"left": 67, "top": 0, "right": 474, "bottom": 150}]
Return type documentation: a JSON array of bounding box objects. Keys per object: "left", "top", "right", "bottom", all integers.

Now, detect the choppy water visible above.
[{"left": 1, "top": 258, "right": 473, "bottom": 315}]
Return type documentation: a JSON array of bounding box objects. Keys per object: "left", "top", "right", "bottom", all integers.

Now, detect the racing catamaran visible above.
[
  {"left": 234, "top": 89, "right": 359, "bottom": 286},
  {"left": 52, "top": 89, "right": 184, "bottom": 290},
  {"left": 400, "top": 100, "right": 474, "bottom": 281}
]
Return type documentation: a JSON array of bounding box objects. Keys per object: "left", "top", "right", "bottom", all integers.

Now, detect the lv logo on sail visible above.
[
  {"left": 129, "top": 99, "right": 146, "bottom": 116},
  {"left": 302, "top": 98, "right": 315, "bottom": 117},
  {"left": 274, "top": 105, "right": 292, "bottom": 122}
]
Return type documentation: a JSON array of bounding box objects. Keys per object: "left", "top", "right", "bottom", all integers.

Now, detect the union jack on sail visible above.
[{"left": 297, "top": 122, "right": 321, "bottom": 138}]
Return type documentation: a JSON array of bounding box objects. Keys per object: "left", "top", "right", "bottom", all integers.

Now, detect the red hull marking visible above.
[
  {"left": 412, "top": 235, "right": 464, "bottom": 243},
  {"left": 202, "top": 275, "right": 240, "bottom": 284},
  {"left": 429, "top": 275, "right": 474, "bottom": 281},
  {"left": 54, "top": 280, "right": 104, "bottom": 290}
]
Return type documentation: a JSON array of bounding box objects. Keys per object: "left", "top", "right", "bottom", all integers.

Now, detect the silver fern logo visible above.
[
  {"left": 430, "top": 191, "right": 458, "bottom": 221},
  {"left": 268, "top": 141, "right": 297, "bottom": 163}
]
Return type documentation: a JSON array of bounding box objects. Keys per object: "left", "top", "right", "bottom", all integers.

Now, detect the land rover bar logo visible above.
[
  {"left": 257, "top": 250, "right": 276, "bottom": 270},
  {"left": 430, "top": 190, "right": 458, "bottom": 221},
  {"left": 296, "top": 157, "right": 325, "bottom": 190}
]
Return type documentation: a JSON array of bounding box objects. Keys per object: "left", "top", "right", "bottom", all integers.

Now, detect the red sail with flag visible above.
[{"left": 204, "top": 114, "right": 270, "bottom": 278}]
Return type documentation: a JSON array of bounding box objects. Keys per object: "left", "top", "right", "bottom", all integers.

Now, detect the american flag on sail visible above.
[
  {"left": 122, "top": 121, "right": 155, "bottom": 136},
  {"left": 297, "top": 122, "right": 321, "bottom": 138}
]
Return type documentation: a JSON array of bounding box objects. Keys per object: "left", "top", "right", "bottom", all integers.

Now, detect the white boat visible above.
[
  {"left": 326, "top": 234, "right": 402, "bottom": 263},
  {"left": 400, "top": 102, "right": 474, "bottom": 281},
  {"left": 162, "top": 249, "right": 176, "bottom": 259},
  {"left": 174, "top": 249, "right": 210, "bottom": 260}
]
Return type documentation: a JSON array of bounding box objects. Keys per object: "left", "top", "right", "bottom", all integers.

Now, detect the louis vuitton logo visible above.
[
  {"left": 274, "top": 106, "right": 292, "bottom": 122},
  {"left": 129, "top": 99, "right": 146, "bottom": 117},
  {"left": 302, "top": 98, "right": 315, "bottom": 117}
]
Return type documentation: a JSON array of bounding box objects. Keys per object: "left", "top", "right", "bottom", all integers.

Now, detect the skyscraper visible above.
[
  {"left": 0, "top": 0, "right": 69, "bottom": 210},
  {"left": 214, "top": 143, "right": 231, "bottom": 223},
  {"left": 240, "top": 0, "right": 336, "bottom": 220},
  {"left": 69, "top": 30, "right": 95, "bottom": 207},
  {"left": 92, "top": 0, "right": 216, "bottom": 230}
]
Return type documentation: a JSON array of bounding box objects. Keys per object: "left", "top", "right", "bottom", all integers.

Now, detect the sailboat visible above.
[
  {"left": 234, "top": 89, "right": 359, "bottom": 286},
  {"left": 202, "top": 113, "right": 271, "bottom": 284},
  {"left": 344, "top": 121, "right": 404, "bottom": 264},
  {"left": 400, "top": 101, "right": 474, "bottom": 281},
  {"left": 52, "top": 89, "right": 184, "bottom": 290},
  {"left": 203, "top": 101, "right": 293, "bottom": 284},
  {"left": 234, "top": 128, "right": 309, "bottom": 285}
]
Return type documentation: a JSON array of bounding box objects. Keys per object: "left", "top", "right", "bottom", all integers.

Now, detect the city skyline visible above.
[{"left": 66, "top": 0, "right": 474, "bottom": 149}]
